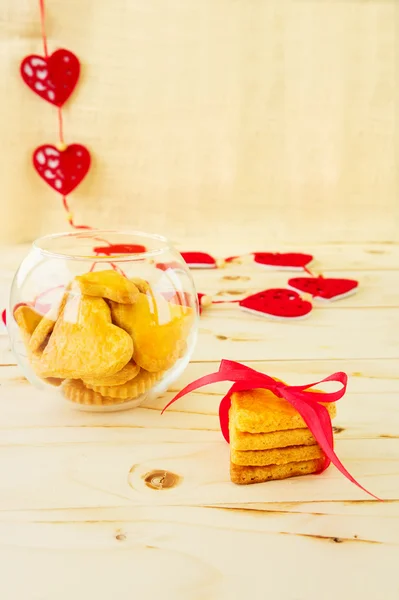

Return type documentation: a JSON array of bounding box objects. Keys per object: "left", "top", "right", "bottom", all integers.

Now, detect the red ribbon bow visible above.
[{"left": 162, "top": 360, "right": 379, "bottom": 499}]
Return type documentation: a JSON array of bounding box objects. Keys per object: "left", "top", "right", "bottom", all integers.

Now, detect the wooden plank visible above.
[
  {"left": 193, "top": 307, "right": 399, "bottom": 361},
  {"left": 1, "top": 243, "right": 399, "bottom": 272},
  {"left": 0, "top": 436, "right": 396, "bottom": 513},
  {"left": 2, "top": 269, "right": 399, "bottom": 312},
  {"left": 1, "top": 361, "right": 399, "bottom": 438},
  {"left": 3, "top": 307, "right": 398, "bottom": 363},
  {"left": 0, "top": 505, "right": 398, "bottom": 600},
  {"left": 194, "top": 268, "right": 399, "bottom": 309}
]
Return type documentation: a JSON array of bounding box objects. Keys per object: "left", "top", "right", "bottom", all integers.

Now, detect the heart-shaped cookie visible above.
[
  {"left": 20, "top": 49, "right": 80, "bottom": 107},
  {"left": 83, "top": 360, "right": 140, "bottom": 387},
  {"left": 33, "top": 144, "right": 91, "bottom": 195},
  {"left": 288, "top": 276, "right": 358, "bottom": 301},
  {"left": 110, "top": 292, "right": 193, "bottom": 372},
  {"left": 76, "top": 270, "right": 140, "bottom": 304},
  {"left": 254, "top": 252, "right": 313, "bottom": 270},
  {"left": 14, "top": 305, "right": 42, "bottom": 343},
  {"left": 85, "top": 368, "right": 164, "bottom": 399},
  {"left": 39, "top": 294, "right": 133, "bottom": 379},
  {"left": 239, "top": 289, "right": 312, "bottom": 320}
]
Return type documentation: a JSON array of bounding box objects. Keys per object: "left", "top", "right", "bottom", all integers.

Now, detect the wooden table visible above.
[{"left": 0, "top": 242, "right": 398, "bottom": 600}]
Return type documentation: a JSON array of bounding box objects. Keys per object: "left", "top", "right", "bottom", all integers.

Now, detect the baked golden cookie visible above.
[
  {"left": 14, "top": 305, "right": 42, "bottom": 343},
  {"left": 13, "top": 305, "right": 64, "bottom": 386},
  {"left": 28, "top": 291, "right": 69, "bottom": 353},
  {"left": 231, "top": 444, "right": 323, "bottom": 467},
  {"left": 62, "top": 379, "right": 129, "bottom": 406},
  {"left": 28, "top": 316, "right": 56, "bottom": 353},
  {"left": 39, "top": 294, "right": 133, "bottom": 379},
  {"left": 83, "top": 360, "right": 140, "bottom": 387},
  {"left": 230, "top": 458, "right": 325, "bottom": 485},
  {"left": 76, "top": 270, "right": 140, "bottom": 304},
  {"left": 130, "top": 278, "right": 151, "bottom": 294},
  {"left": 232, "top": 387, "right": 336, "bottom": 434},
  {"left": 85, "top": 367, "right": 163, "bottom": 399},
  {"left": 110, "top": 292, "right": 192, "bottom": 372},
  {"left": 229, "top": 407, "right": 316, "bottom": 451}
]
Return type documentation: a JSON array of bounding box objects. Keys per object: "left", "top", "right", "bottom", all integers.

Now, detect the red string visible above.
[
  {"left": 62, "top": 196, "right": 92, "bottom": 230},
  {"left": 39, "top": 0, "right": 48, "bottom": 58},
  {"left": 211, "top": 299, "right": 241, "bottom": 304},
  {"left": 58, "top": 107, "right": 65, "bottom": 144},
  {"left": 36, "top": 0, "right": 124, "bottom": 267}
]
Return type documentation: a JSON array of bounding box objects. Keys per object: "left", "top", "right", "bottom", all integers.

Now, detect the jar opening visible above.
[{"left": 33, "top": 230, "right": 172, "bottom": 261}]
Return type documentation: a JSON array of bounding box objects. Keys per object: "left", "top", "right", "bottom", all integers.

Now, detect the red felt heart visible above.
[
  {"left": 254, "top": 252, "right": 313, "bottom": 270},
  {"left": 239, "top": 289, "right": 312, "bottom": 319},
  {"left": 12, "top": 301, "right": 51, "bottom": 317},
  {"left": 93, "top": 244, "right": 147, "bottom": 256},
  {"left": 33, "top": 144, "right": 91, "bottom": 195},
  {"left": 164, "top": 291, "right": 207, "bottom": 314},
  {"left": 181, "top": 252, "right": 217, "bottom": 269},
  {"left": 20, "top": 49, "right": 80, "bottom": 107},
  {"left": 156, "top": 261, "right": 183, "bottom": 271},
  {"left": 1, "top": 309, "right": 6, "bottom": 327},
  {"left": 288, "top": 276, "right": 358, "bottom": 301}
]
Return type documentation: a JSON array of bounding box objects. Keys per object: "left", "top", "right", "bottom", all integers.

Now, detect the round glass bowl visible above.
[{"left": 8, "top": 231, "right": 199, "bottom": 411}]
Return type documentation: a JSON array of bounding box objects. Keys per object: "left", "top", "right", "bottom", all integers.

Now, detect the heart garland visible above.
[
  {"left": 20, "top": 0, "right": 91, "bottom": 229},
  {"left": 184, "top": 251, "right": 314, "bottom": 273},
  {"left": 184, "top": 251, "right": 359, "bottom": 319}
]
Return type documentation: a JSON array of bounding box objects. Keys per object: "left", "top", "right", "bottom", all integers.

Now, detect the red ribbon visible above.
[{"left": 162, "top": 360, "right": 379, "bottom": 499}]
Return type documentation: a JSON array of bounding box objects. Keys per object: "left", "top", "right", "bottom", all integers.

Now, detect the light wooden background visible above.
[
  {"left": 0, "top": 241, "right": 399, "bottom": 600},
  {"left": 0, "top": 0, "right": 397, "bottom": 244}
]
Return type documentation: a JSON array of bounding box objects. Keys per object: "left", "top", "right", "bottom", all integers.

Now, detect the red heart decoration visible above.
[
  {"left": 11, "top": 301, "right": 52, "bottom": 318},
  {"left": 93, "top": 244, "right": 147, "bottom": 256},
  {"left": 20, "top": 49, "right": 80, "bottom": 107},
  {"left": 33, "top": 144, "right": 91, "bottom": 195},
  {"left": 239, "top": 288, "right": 312, "bottom": 319},
  {"left": 156, "top": 261, "right": 184, "bottom": 271},
  {"left": 181, "top": 252, "right": 217, "bottom": 269},
  {"left": 288, "top": 276, "right": 358, "bottom": 301},
  {"left": 1, "top": 309, "right": 6, "bottom": 326},
  {"left": 164, "top": 291, "right": 208, "bottom": 314},
  {"left": 254, "top": 252, "right": 313, "bottom": 270}
]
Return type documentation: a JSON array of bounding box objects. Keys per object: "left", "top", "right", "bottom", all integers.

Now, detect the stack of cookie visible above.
[
  {"left": 229, "top": 386, "right": 336, "bottom": 484},
  {"left": 13, "top": 269, "right": 194, "bottom": 408}
]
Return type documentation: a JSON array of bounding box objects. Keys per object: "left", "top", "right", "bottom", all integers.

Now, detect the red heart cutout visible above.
[
  {"left": 288, "top": 276, "right": 358, "bottom": 301},
  {"left": 93, "top": 244, "right": 147, "bottom": 255},
  {"left": 239, "top": 289, "right": 312, "bottom": 319},
  {"left": 33, "top": 144, "right": 91, "bottom": 195},
  {"left": 181, "top": 252, "right": 217, "bottom": 269},
  {"left": 20, "top": 49, "right": 80, "bottom": 107},
  {"left": 11, "top": 301, "right": 52, "bottom": 317},
  {"left": 164, "top": 291, "right": 208, "bottom": 313},
  {"left": 254, "top": 252, "right": 313, "bottom": 270},
  {"left": 1, "top": 309, "right": 6, "bottom": 326},
  {"left": 156, "top": 261, "right": 184, "bottom": 271}
]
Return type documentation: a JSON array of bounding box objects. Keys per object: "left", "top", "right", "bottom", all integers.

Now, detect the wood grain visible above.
[{"left": 0, "top": 240, "right": 398, "bottom": 599}]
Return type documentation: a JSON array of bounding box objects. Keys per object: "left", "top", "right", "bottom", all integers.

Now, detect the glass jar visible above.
[{"left": 8, "top": 231, "right": 199, "bottom": 411}]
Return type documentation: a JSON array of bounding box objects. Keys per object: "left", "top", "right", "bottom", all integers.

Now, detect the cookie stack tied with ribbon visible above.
[
  {"left": 229, "top": 386, "right": 336, "bottom": 484},
  {"left": 162, "top": 360, "right": 379, "bottom": 499}
]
